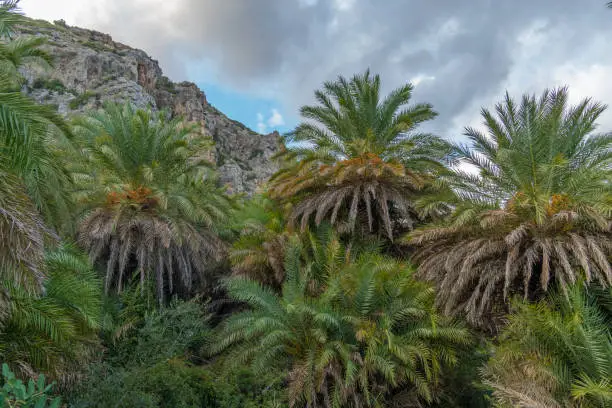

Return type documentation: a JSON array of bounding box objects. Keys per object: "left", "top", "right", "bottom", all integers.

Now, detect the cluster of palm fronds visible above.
[
  {"left": 269, "top": 71, "right": 453, "bottom": 240},
  {"left": 71, "top": 103, "right": 231, "bottom": 302},
  {"left": 228, "top": 196, "right": 290, "bottom": 288},
  {"left": 407, "top": 89, "right": 611, "bottom": 326},
  {"left": 217, "top": 234, "right": 470, "bottom": 407},
  {"left": 0, "top": 245, "right": 102, "bottom": 387},
  {"left": 483, "top": 284, "right": 612, "bottom": 407}
]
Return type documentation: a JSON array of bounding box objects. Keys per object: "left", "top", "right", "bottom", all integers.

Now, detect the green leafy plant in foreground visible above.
[{"left": 0, "top": 364, "right": 60, "bottom": 408}]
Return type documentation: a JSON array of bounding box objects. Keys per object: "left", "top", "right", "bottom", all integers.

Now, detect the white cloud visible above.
[
  {"left": 255, "top": 109, "right": 285, "bottom": 134},
  {"left": 298, "top": 0, "right": 318, "bottom": 7},
  {"left": 267, "top": 108, "right": 285, "bottom": 127},
  {"left": 411, "top": 74, "right": 435, "bottom": 87},
  {"left": 552, "top": 63, "right": 612, "bottom": 130},
  {"left": 334, "top": 0, "right": 356, "bottom": 11},
  {"left": 19, "top": 0, "right": 94, "bottom": 25},
  {"left": 256, "top": 112, "right": 267, "bottom": 133}
]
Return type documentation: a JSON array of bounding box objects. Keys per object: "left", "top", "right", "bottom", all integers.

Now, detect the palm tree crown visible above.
[
  {"left": 73, "top": 103, "right": 231, "bottom": 302},
  {"left": 409, "top": 87, "right": 611, "bottom": 325},
  {"left": 270, "top": 70, "right": 452, "bottom": 240}
]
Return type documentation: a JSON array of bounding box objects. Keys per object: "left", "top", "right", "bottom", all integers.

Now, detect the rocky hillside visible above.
[{"left": 17, "top": 18, "right": 282, "bottom": 195}]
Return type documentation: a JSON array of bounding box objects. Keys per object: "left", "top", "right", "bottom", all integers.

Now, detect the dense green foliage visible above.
[
  {"left": 216, "top": 235, "right": 470, "bottom": 407},
  {"left": 483, "top": 285, "right": 612, "bottom": 407},
  {"left": 0, "top": 1, "right": 610, "bottom": 407},
  {"left": 70, "top": 298, "right": 286, "bottom": 408}
]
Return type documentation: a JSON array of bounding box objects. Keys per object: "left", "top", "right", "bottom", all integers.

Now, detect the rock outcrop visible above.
[{"left": 18, "top": 18, "right": 281, "bottom": 195}]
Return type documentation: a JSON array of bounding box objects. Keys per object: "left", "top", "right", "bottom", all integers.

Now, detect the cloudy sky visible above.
[{"left": 20, "top": 0, "right": 612, "bottom": 138}]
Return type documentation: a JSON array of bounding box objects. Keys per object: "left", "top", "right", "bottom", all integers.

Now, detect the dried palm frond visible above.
[{"left": 79, "top": 206, "right": 224, "bottom": 301}]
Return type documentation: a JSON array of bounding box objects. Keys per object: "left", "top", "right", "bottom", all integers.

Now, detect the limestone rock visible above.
[{"left": 17, "top": 18, "right": 281, "bottom": 195}]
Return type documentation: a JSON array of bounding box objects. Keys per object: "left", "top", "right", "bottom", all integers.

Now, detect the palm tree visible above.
[
  {"left": 270, "top": 70, "right": 452, "bottom": 240},
  {"left": 408, "top": 88, "right": 611, "bottom": 326},
  {"left": 483, "top": 285, "right": 612, "bottom": 407},
  {"left": 229, "top": 195, "right": 290, "bottom": 288},
  {"left": 0, "top": 245, "right": 102, "bottom": 386},
  {"left": 0, "top": 0, "right": 72, "bottom": 293},
  {"left": 214, "top": 235, "right": 469, "bottom": 407},
  {"left": 72, "top": 103, "right": 231, "bottom": 302}
]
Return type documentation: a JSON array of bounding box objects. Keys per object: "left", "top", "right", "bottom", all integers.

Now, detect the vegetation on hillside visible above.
[{"left": 0, "top": 1, "right": 610, "bottom": 407}]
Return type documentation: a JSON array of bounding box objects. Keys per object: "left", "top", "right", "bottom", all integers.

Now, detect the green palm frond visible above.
[
  {"left": 0, "top": 1, "right": 25, "bottom": 38},
  {"left": 229, "top": 195, "right": 290, "bottom": 288},
  {"left": 484, "top": 285, "right": 612, "bottom": 407},
  {"left": 0, "top": 245, "right": 102, "bottom": 386}
]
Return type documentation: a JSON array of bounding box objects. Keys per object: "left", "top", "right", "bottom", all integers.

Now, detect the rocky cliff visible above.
[{"left": 18, "top": 18, "right": 281, "bottom": 195}]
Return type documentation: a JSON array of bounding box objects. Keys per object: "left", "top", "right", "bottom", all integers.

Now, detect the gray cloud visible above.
[{"left": 76, "top": 0, "right": 612, "bottom": 136}]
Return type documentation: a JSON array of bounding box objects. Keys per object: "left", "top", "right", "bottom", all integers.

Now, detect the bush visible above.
[
  {"left": 210, "top": 364, "right": 287, "bottom": 408},
  {"left": 70, "top": 359, "right": 217, "bottom": 408},
  {"left": 70, "top": 299, "right": 212, "bottom": 407},
  {"left": 69, "top": 298, "right": 288, "bottom": 407},
  {"left": 155, "top": 76, "right": 175, "bottom": 93},
  {"left": 31, "top": 78, "right": 66, "bottom": 94},
  {"left": 69, "top": 91, "right": 98, "bottom": 110}
]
